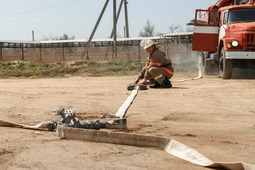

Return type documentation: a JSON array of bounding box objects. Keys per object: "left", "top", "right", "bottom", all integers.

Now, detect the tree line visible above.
[
  {"left": 139, "top": 20, "right": 193, "bottom": 37},
  {"left": 43, "top": 20, "right": 193, "bottom": 40}
]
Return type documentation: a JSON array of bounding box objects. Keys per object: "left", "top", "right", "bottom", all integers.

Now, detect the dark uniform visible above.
[{"left": 139, "top": 48, "right": 174, "bottom": 85}]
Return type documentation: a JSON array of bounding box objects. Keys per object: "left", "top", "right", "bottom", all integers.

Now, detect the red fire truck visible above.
[{"left": 192, "top": 0, "right": 255, "bottom": 79}]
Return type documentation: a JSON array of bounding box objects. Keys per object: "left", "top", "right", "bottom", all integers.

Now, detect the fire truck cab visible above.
[{"left": 192, "top": 0, "right": 255, "bottom": 79}]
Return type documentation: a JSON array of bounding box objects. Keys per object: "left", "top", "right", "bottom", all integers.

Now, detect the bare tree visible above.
[
  {"left": 42, "top": 34, "right": 75, "bottom": 41},
  {"left": 186, "top": 26, "right": 194, "bottom": 32},
  {"left": 60, "top": 34, "right": 75, "bottom": 40},
  {"left": 139, "top": 20, "right": 155, "bottom": 37},
  {"left": 168, "top": 23, "right": 182, "bottom": 33}
]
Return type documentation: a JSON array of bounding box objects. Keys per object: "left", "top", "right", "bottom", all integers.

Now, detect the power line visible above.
[
  {"left": 0, "top": 0, "right": 79, "bottom": 18},
  {"left": 0, "top": 9, "right": 86, "bottom": 24}
]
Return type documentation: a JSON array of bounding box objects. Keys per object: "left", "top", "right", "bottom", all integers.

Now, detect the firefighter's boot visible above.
[
  {"left": 150, "top": 82, "right": 161, "bottom": 88},
  {"left": 160, "top": 77, "right": 172, "bottom": 88}
]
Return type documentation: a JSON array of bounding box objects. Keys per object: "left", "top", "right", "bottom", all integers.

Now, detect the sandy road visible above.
[{"left": 0, "top": 74, "right": 255, "bottom": 170}]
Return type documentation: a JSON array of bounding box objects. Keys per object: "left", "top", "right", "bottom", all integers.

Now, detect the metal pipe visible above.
[
  {"left": 32, "top": 30, "right": 35, "bottom": 41},
  {"left": 62, "top": 43, "right": 65, "bottom": 61},
  {"left": 39, "top": 44, "right": 42, "bottom": 63},
  {"left": 138, "top": 41, "right": 141, "bottom": 59},
  {"left": 21, "top": 44, "right": 24, "bottom": 60},
  {"left": 124, "top": 0, "right": 130, "bottom": 59},
  {"left": 124, "top": 0, "right": 130, "bottom": 38},
  {"left": 123, "top": 26, "right": 126, "bottom": 38},
  {"left": 113, "top": 0, "right": 117, "bottom": 60},
  {"left": 104, "top": 0, "right": 123, "bottom": 60},
  {"left": 82, "top": 0, "right": 110, "bottom": 60},
  {"left": 0, "top": 47, "right": 2, "bottom": 61},
  {"left": 110, "top": 0, "right": 124, "bottom": 38}
]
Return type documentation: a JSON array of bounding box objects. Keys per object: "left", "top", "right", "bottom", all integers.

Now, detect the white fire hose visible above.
[
  {"left": 1, "top": 56, "right": 254, "bottom": 169},
  {"left": 175, "top": 52, "right": 203, "bottom": 82}
]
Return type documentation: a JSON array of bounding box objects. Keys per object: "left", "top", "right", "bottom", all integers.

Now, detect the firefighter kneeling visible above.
[{"left": 134, "top": 39, "right": 174, "bottom": 88}]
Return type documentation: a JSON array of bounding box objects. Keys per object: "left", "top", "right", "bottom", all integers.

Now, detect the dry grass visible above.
[
  {"left": 0, "top": 43, "right": 199, "bottom": 78},
  {"left": 0, "top": 60, "right": 147, "bottom": 78},
  {"left": 0, "top": 58, "right": 198, "bottom": 78}
]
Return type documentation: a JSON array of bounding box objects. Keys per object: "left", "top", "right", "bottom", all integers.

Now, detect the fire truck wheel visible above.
[
  {"left": 220, "top": 48, "right": 233, "bottom": 79},
  {"left": 223, "top": 58, "right": 232, "bottom": 79}
]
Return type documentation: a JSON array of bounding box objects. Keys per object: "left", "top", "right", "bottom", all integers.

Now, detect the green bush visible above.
[
  {"left": 17, "top": 62, "right": 26, "bottom": 69},
  {"left": 28, "top": 62, "right": 38, "bottom": 68}
]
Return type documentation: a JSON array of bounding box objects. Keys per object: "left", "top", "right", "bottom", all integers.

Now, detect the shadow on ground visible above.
[{"left": 232, "top": 68, "right": 255, "bottom": 79}]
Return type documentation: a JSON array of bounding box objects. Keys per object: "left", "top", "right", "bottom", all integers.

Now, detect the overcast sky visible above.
[{"left": 0, "top": 0, "right": 213, "bottom": 41}]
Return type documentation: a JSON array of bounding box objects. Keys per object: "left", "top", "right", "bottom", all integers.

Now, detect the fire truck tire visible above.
[
  {"left": 220, "top": 48, "right": 232, "bottom": 79},
  {"left": 222, "top": 58, "right": 232, "bottom": 79}
]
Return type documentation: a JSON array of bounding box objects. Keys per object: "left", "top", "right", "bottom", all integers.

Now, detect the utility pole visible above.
[
  {"left": 124, "top": 26, "right": 126, "bottom": 38},
  {"left": 81, "top": 0, "right": 109, "bottom": 60},
  {"left": 113, "top": 0, "right": 117, "bottom": 60},
  {"left": 32, "top": 30, "right": 35, "bottom": 41},
  {"left": 124, "top": 0, "right": 130, "bottom": 59},
  {"left": 104, "top": 0, "right": 123, "bottom": 60},
  {"left": 110, "top": 0, "right": 124, "bottom": 38},
  {"left": 82, "top": 0, "right": 128, "bottom": 60},
  {"left": 124, "top": 0, "right": 129, "bottom": 38}
]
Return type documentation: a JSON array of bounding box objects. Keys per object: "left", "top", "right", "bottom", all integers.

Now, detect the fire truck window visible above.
[
  {"left": 228, "top": 9, "right": 255, "bottom": 23},
  {"left": 223, "top": 11, "right": 228, "bottom": 25},
  {"left": 208, "top": 11, "right": 215, "bottom": 25},
  {"left": 214, "top": 12, "right": 220, "bottom": 26},
  {"left": 196, "top": 11, "right": 208, "bottom": 25}
]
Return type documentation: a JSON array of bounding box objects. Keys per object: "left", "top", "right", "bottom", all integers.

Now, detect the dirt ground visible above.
[{"left": 0, "top": 72, "right": 255, "bottom": 170}]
